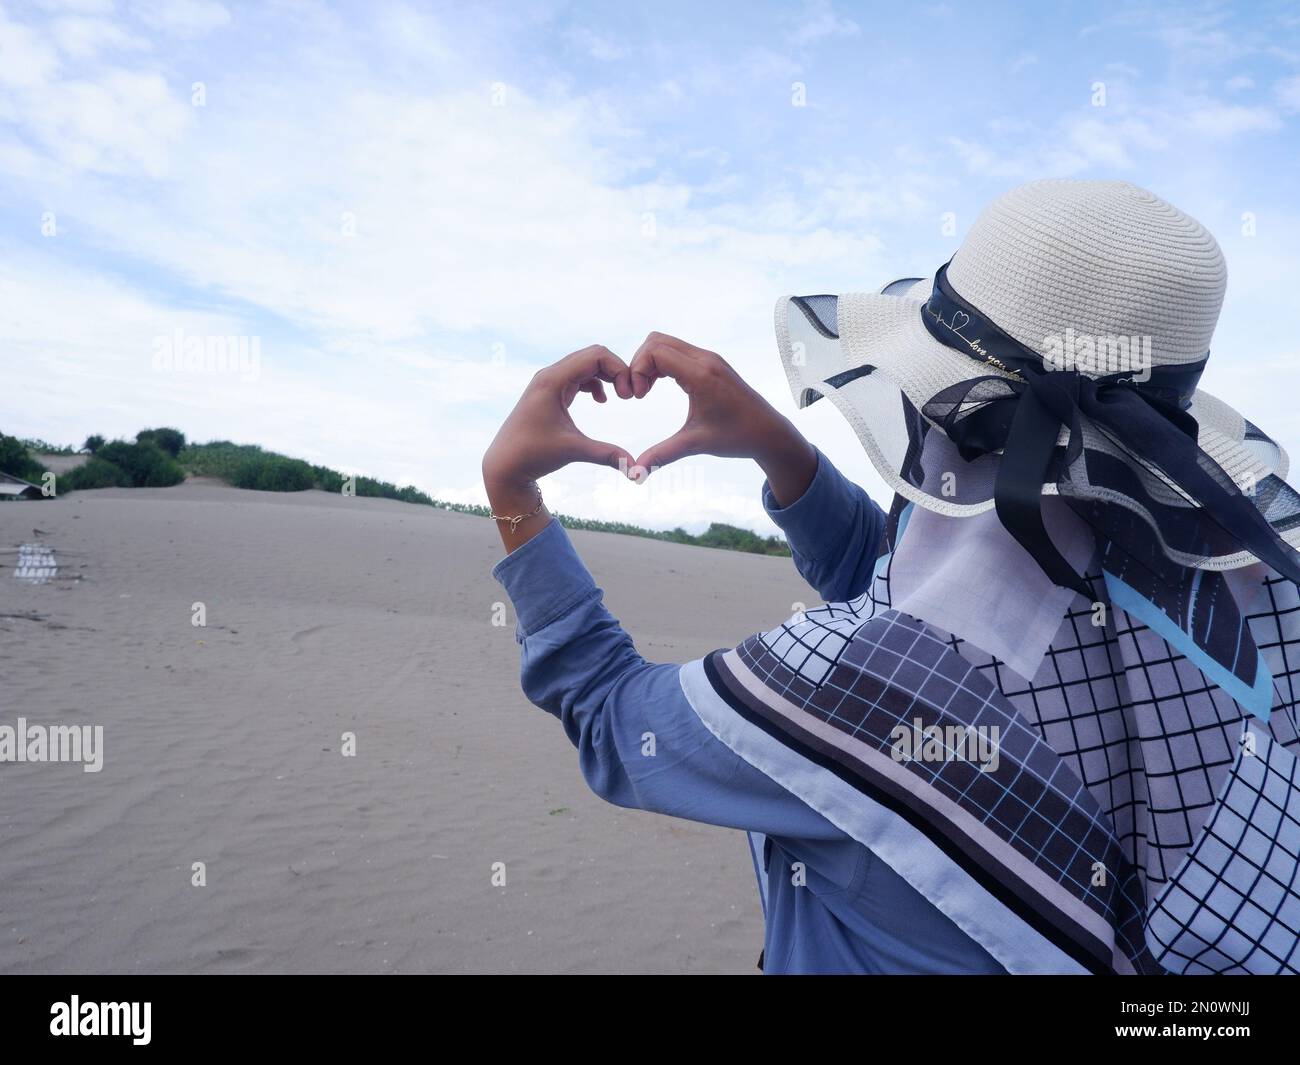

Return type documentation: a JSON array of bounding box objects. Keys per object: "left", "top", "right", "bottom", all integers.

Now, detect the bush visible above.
[
  {"left": 0, "top": 432, "right": 46, "bottom": 483},
  {"left": 311, "top": 464, "right": 346, "bottom": 493},
  {"left": 180, "top": 442, "right": 432, "bottom": 501},
  {"left": 177, "top": 441, "right": 258, "bottom": 482},
  {"left": 230, "top": 454, "right": 315, "bottom": 492},
  {"left": 693, "top": 522, "right": 789, "bottom": 555},
  {"left": 83, "top": 434, "right": 106, "bottom": 454},
  {"left": 352, "top": 475, "right": 434, "bottom": 505},
  {"left": 21, "top": 438, "right": 74, "bottom": 455},
  {"left": 59, "top": 456, "right": 132, "bottom": 491},
  {"left": 136, "top": 427, "right": 186, "bottom": 457},
  {"left": 174, "top": 436, "right": 788, "bottom": 555},
  {"left": 96, "top": 440, "right": 185, "bottom": 487}
]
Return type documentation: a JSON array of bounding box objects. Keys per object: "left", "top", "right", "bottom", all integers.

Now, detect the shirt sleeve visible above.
[
  {"left": 491, "top": 518, "right": 850, "bottom": 846},
  {"left": 762, "top": 449, "right": 886, "bottom": 603}
]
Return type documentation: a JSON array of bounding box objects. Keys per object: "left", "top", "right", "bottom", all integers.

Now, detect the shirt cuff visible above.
[
  {"left": 761, "top": 449, "right": 856, "bottom": 555},
  {"left": 490, "top": 518, "right": 600, "bottom": 637}
]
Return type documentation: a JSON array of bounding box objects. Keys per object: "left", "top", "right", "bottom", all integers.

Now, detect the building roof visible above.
[{"left": 0, "top": 472, "right": 43, "bottom": 499}]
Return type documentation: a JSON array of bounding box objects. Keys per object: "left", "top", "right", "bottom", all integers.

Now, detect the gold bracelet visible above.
[{"left": 491, "top": 483, "right": 544, "bottom": 533}]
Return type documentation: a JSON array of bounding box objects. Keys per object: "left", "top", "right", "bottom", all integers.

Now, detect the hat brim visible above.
[{"left": 774, "top": 279, "right": 1300, "bottom": 570}]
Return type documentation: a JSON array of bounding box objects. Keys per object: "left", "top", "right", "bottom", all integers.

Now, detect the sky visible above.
[{"left": 3, "top": 0, "right": 1300, "bottom": 535}]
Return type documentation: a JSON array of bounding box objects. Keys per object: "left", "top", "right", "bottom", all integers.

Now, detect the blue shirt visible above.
[{"left": 492, "top": 452, "right": 1005, "bottom": 974}]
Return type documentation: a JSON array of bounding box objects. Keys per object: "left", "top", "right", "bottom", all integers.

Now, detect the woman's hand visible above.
[
  {"left": 482, "top": 345, "right": 636, "bottom": 550},
  {"left": 629, "top": 332, "right": 817, "bottom": 506}
]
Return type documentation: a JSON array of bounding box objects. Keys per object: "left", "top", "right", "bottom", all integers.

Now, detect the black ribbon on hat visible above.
[{"left": 917, "top": 261, "right": 1300, "bottom": 597}]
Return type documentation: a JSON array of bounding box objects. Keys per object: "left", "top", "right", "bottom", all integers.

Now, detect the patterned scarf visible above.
[{"left": 680, "top": 497, "right": 1300, "bottom": 974}]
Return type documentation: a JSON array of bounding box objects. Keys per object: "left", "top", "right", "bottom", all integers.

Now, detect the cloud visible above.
[
  {"left": 4, "top": 0, "right": 1299, "bottom": 536},
  {"left": 49, "top": 14, "right": 146, "bottom": 57},
  {"left": 0, "top": 2, "right": 905, "bottom": 531},
  {"left": 788, "top": 0, "right": 860, "bottom": 46},
  {"left": 947, "top": 113, "right": 1161, "bottom": 180},
  {"left": 0, "top": 10, "right": 61, "bottom": 87},
  {"left": 1097, "top": 5, "right": 1252, "bottom": 67},
  {"left": 949, "top": 84, "right": 1282, "bottom": 183},
  {"left": 1278, "top": 74, "right": 1300, "bottom": 112},
  {"left": 1008, "top": 52, "right": 1039, "bottom": 75},
  {"left": 564, "top": 26, "right": 627, "bottom": 62},
  {"left": 129, "top": 0, "right": 230, "bottom": 38},
  {"left": 1184, "top": 101, "right": 1280, "bottom": 136},
  {"left": 0, "top": 6, "right": 192, "bottom": 178}
]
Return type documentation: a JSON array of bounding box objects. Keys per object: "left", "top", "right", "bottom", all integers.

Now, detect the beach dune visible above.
[{"left": 0, "top": 481, "right": 810, "bottom": 973}]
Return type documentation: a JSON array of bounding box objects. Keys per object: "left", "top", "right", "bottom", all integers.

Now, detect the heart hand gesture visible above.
[
  {"left": 628, "top": 333, "right": 817, "bottom": 503},
  {"left": 482, "top": 336, "right": 817, "bottom": 551}
]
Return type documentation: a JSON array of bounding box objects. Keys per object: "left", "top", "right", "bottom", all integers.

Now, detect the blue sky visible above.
[{"left": 3, "top": 0, "right": 1300, "bottom": 533}]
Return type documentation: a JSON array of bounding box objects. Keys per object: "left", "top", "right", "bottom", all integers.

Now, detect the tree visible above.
[
  {"left": 135, "top": 427, "right": 186, "bottom": 457},
  {"left": 97, "top": 440, "right": 185, "bottom": 487},
  {"left": 0, "top": 432, "right": 46, "bottom": 483}
]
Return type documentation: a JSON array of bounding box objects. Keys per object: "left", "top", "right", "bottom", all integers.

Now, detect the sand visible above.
[{"left": 0, "top": 480, "right": 811, "bottom": 974}]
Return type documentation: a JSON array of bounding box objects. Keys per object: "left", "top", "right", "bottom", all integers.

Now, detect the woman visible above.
[{"left": 483, "top": 180, "right": 1300, "bottom": 974}]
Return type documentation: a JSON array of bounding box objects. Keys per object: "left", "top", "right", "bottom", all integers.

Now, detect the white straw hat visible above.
[{"left": 775, "top": 179, "right": 1300, "bottom": 574}]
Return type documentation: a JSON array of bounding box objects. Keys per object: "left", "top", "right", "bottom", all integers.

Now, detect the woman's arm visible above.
[
  {"left": 761, "top": 450, "right": 887, "bottom": 603},
  {"left": 478, "top": 338, "right": 867, "bottom": 853},
  {"left": 481, "top": 344, "right": 637, "bottom": 552},
  {"left": 492, "top": 516, "right": 856, "bottom": 854},
  {"left": 483, "top": 335, "right": 886, "bottom": 598},
  {"left": 481, "top": 334, "right": 826, "bottom": 547},
  {"left": 626, "top": 332, "right": 885, "bottom": 602}
]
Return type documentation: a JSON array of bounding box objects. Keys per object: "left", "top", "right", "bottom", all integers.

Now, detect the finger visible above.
[
  {"left": 573, "top": 435, "right": 635, "bottom": 474},
  {"left": 629, "top": 333, "right": 696, "bottom": 393},
  {"left": 641, "top": 331, "right": 713, "bottom": 359},
  {"left": 634, "top": 427, "right": 701, "bottom": 474},
  {"left": 629, "top": 336, "right": 702, "bottom": 398},
  {"left": 579, "top": 378, "right": 608, "bottom": 403},
  {"left": 559, "top": 345, "right": 633, "bottom": 399}
]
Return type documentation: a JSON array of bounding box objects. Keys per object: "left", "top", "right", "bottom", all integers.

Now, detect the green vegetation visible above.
[
  {"left": 135, "top": 427, "right": 186, "bottom": 458},
  {"left": 545, "top": 515, "right": 790, "bottom": 555},
  {"left": 95, "top": 440, "right": 185, "bottom": 487},
  {"left": 179, "top": 441, "right": 437, "bottom": 504},
  {"left": 177, "top": 441, "right": 789, "bottom": 555},
  {"left": 54, "top": 438, "right": 185, "bottom": 491},
  {"left": 14, "top": 429, "right": 790, "bottom": 556},
  {"left": 19, "top": 437, "right": 75, "bottom": 455},
  {"left": 667, "top": 523, "right": 789, "bottom": 555},
  {"left": 231, "top": 454, "right": 315, "bottom": 492},
  {"left": 1, "top": 431, "right": 48, "bottom": 484},
  {"left": 59, "top": 456, "right": 131, "bottom": 490}
]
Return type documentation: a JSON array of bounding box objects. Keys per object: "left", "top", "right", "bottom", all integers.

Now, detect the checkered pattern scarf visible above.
[{"left": 680, "top": 495, "right": 1300, "bottom": 974}]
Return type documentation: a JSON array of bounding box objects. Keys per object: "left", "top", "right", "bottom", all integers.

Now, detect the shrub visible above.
[
  {"left": 345, "top": 475, "right": 435, "bottom": 505},
  {"left": 21, "top": 438, "right": 74, "bottom": 455},
  {"left": 96, "top": 440, "right": 185, "bottom": 487},
  {"left": 83, "top": 434, "right": 106, "bottom": 454},
  {"left": 136, "top": 427, "right": 186, "bottom": 457},
  {"left": 177, "top": 441, "right": 259, "bottom": 482},
  {"left": 174, "top": 437, "right": 789, "bottom": 555},
  {"left": 694, "top": 522, "right": 788, "bottom": 555},
  {"left": 0, "top": 432, "right": 46, "bottom": 483},
  {"left": 59, "top": 456, "right": 132, "bottom": 491},
  {"left": 230, "top": 454, "right": 315, "bottom": 492},
  {"left": 311, "top": 464, "right": 346, "bottom": 493}
]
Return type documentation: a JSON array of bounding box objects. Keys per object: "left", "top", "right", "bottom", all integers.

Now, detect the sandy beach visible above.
[{"left": 0, "top": 480, "right": 810, "bottom": 974}]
